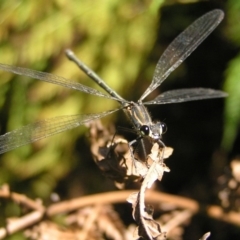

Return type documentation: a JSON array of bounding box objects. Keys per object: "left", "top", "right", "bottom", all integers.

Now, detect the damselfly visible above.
[{"left": 0, "top": 9, "right": 227, "bottom": 155}]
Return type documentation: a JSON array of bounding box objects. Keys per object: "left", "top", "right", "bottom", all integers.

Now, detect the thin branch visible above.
[
  {"left": 162, "top": 209, "right": 193, "bottom": 233},
  {"left": 0, "top": 210, "right": 44, "bottom": 239},
  {"left": 207, "top": 205, "right": 240, "bottom": 226}
]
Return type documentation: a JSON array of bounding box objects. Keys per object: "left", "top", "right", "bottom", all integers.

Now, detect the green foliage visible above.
[
  {"left": 222, "top": 0, "right": 240, "bottom": 151},
  {"left": 0, "top": 0, "right": 164, "bottom": 198},
  {"left": 222, "top": 56, "right": 240, "bottom": 150}
]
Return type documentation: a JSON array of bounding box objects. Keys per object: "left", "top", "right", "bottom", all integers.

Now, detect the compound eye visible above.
[
  {"left": 160, "top": 122, "right": 167, "bottom": 134},
  {"left": 140, "top": 125, "right": 150, "bottom": 136}
]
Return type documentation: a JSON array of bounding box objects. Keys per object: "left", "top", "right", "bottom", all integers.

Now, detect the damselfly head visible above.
[{"left": 140, "top": 121, "right": 167, "bottom": 140}]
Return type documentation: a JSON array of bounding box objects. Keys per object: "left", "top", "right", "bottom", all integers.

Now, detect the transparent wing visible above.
[
  {"left": 0, "top": 108, "right": 120, "bottom": 154},
  {"left": 140, "top": 9, "right": 224, "bottom": 101},
  {"left": 143, "top": 88, "right": 228, "bottom": 105},
  {"left": 0, "top": 63, "right": 118, "bottom": 100}
]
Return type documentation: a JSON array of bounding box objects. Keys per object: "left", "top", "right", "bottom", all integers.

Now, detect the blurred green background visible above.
[{"left": 1, "top": 0, "right": 240, "bottom": 239}]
